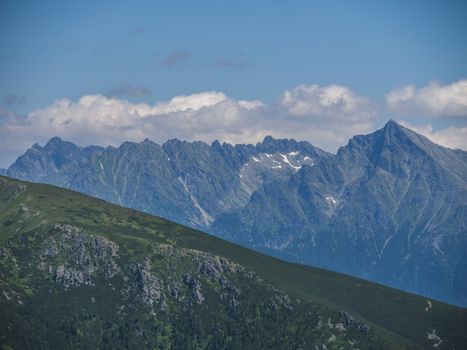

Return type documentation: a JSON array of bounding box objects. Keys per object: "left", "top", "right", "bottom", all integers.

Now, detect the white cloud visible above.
[
  {"left": 273, "top": 84, "right": 375, "bottom": 150},
  {"left": 385, "top": 85, "right": 416, "bottom": 107},
  {"left": 386, "top": 80, "right": 467, "bottom": 118},
  {"left": 237, "top": 100, "right": 264, "bottom": 110},
  {"left": 279, "top": 84, "right": 374, "bottom": 121},
  {"left": 0, "top": 84, "right": 379, "bottom": 167},
  {"left": 398, "top": 120, "right": 467, "bottom": 150},
  {"left": 0, "top": 92, "right": 269, "bottom": 166},
  {"left": 152, "top": 92, "right": 228, "bottom": 114},
  {"left": 5, "top": 92, "right": 255, "bottom": 148}
]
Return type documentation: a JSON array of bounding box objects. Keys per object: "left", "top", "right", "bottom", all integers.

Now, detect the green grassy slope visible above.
[{"left": 1, "top": 175, "right": 466, "bottom": 349}]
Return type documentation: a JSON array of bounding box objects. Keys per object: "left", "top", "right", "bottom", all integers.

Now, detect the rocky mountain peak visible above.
[
  {"left": 31, "top": 142, "right": 42, "bottom": 150},
  {"left": 44, "top": 136, "right": 66, "bottom": 148},
  {"left": 260, "top": 135, "right": 277, "bottom": 144},
  {"left": 210, "top": 139, "right": 222, "bottom": 149},
  {"left": 383, "top": 118, "right": 403, "bottom": 130},
  {"left": 141, "top": 138, "right": 156, "bottom": 145},
  {"left": 342, "top": 120, "right": 437, "bottom": 166}
]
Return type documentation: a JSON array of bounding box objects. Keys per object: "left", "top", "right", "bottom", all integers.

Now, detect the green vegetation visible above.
[{"left": 0, "top": 175, "right": 466, "bottom": 349}]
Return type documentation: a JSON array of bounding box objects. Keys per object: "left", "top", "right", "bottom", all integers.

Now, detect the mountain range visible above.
[
  {"left": 5, "top": 135, "right": 329, "bottom": 229},
  {"left": 1, "top": 175, "right": 466, "bottom": 349},
  {"left": 3, "top": 120, "right": 467, "bottom": 307}
]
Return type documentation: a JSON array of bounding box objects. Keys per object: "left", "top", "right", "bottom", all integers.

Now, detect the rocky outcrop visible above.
[
  {"left": 42, "top": 224, "right": 120, "bottom": 288},
  {"left": 130, "top": 257, "right": 164, "bottom": 307},
  {"left": 183, "top": 274, "right": 204, "bottom": 305},
  {"left": 197, "top": 253, "right": 241, "bottom": 279},
  {"left": 24, "top": 225, "right": 297, "bottom": 317},
  {"left": 5, "top": 221, "right": 368, "bottom": 346},
  {"left": 53, "top": 264, "right": 91, "bottom": 287},
  {"left": 339, "top": 310, "right": 370, "bottom": 336}
]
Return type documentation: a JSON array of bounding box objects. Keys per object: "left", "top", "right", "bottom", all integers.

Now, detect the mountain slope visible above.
[
  {"left": 1, "top": 175, "right": 466, "bottom": 349},
  {"left": 211, "top": 121, "right": 467, "bottom": 306},
  {"left": 6, "top": 137, "right": 329, "bottom": 229}
]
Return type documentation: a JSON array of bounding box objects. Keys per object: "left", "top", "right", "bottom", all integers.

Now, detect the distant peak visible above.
[
  {"left": 262, "top": 135, "right": 276, "bottom": 143},
  {"left": 260, "top": 135, "right": 298, "bottom": 144},
  {"left": 258, "top": 136, "right": 285, "bottom": 147},
  {"left": 48, "top": 136, "right": 64, "bottom": 143},
  {"left": 386, "top": 119, "right": 398, "bottom": 125},
  {"left": 378, "top": 120, "right": 416, "bottom": 141},
  {"left": 141, "top": 138, "right": 155, "bottom": 145},
  {"left": 165, "top": 138, "right": 183, "bottom": 145},
  {"left": 44, "top": 136, "right": 66, "bottom": 148},
  {"left": 211, "top": 140, "right": 222, "bottom": 148},
  {"left": 383, "top": 119, "right": 404, "bottom": 130}
]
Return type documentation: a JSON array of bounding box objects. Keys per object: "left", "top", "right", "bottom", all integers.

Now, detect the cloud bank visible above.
[
  {"left": 0, "top": 84, "right": 375, "bottom": 166},
  {"left": 1, "top": 81, "right": 466, "bottom": 168},
  {"left": 386, "top": 80, "right": 467, "bottom": 118}
]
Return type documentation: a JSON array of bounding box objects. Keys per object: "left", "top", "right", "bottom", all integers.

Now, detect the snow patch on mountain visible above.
[
  {"left": 325, "top": 195, "right": 337, "bottom": 206},
  {"left": 280, "top": 153, "right": 302, "bottom": 170}
]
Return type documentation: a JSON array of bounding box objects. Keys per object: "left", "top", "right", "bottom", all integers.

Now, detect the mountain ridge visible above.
[
  {"left": 6, "top": 134, "right": 329, "bottom": 229},
  {"left": 212, "top": 121, "right": 467, "bottom": 306}
]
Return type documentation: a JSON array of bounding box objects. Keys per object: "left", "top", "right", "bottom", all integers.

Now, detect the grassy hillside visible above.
[{"left": 0, "top": 175, "right": 466, "bottom": 349}]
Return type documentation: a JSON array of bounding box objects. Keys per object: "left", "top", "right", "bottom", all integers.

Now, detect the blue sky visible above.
[{"left": 1, "top": 0, "right": 467, "bottom": 166}]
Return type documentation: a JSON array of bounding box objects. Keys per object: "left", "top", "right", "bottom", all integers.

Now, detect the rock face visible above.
[
  {"left": 5, "top": 137, "right": 329, "bottom": 230},
  {"left": 211, "top": 121, "right": 467, "bottom": 306},
  {"left": 131, "top": 258, "right": 163, "bottom": 306},
  {"left": 40, "top": 224, "right": 120, "bottom": 288},
  {"left": 339, "top": 311, "right": 370, "bottom": 335},
  {"left": 183, "top": 274, "right": 205, "bottom": 305}
]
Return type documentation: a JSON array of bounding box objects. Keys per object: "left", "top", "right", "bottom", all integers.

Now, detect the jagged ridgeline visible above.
[{"left": 0, "top": 176, "right": 466, "bottom": 349}]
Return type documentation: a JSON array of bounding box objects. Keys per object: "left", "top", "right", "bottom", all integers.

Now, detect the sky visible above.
[{"left": 1, "top": 0, "right": 467, "bottom": 167}]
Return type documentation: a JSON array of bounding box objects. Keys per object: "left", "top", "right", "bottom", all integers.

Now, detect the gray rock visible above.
[
  {"left": 198, "top": 254, "right": 238, "bottom": 280},
  {"left": 131, "top": 258, "right": 163, "bottom": 306},
  {"left": 53, "top": 264, "right": 91, "bottom": 288},
  {"left": 183, "top": 274, "right": 204, "bottom": 305},
  {"left": 44, "top": 225, "right": 120, "bottom": 287},
  {"left": 339, "top": 310, "right": 370, "bottom": 335}
]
